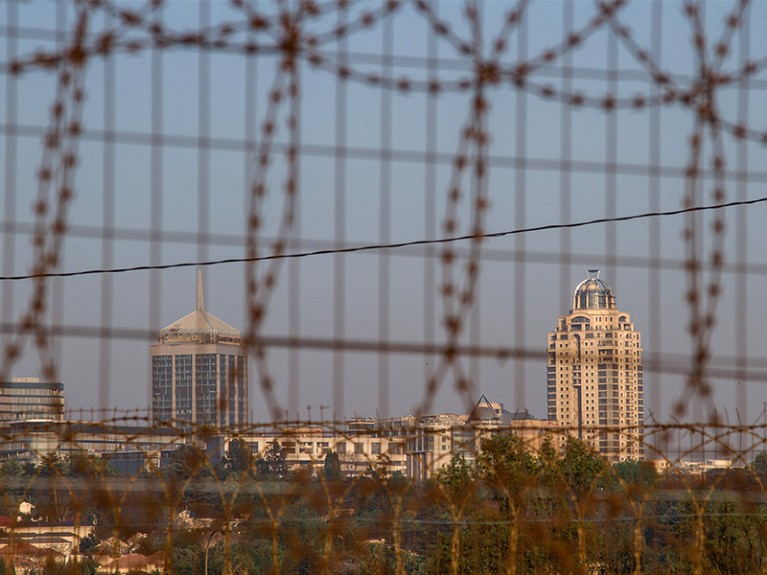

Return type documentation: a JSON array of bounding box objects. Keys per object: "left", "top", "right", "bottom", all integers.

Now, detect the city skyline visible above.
[
  {"left": 1, "top": 1, "right": 767, "bottom": 428},
  {"left": 3, "top": 3, "right": 767, "bottom": 572}
]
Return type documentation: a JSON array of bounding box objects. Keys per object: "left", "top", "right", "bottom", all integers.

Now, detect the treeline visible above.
[
  {"left": 2, "top": 437, "right": 767, "bottom": 574},
  {"left": 422, "top": 435, "right": 767, "bottom": 575}
]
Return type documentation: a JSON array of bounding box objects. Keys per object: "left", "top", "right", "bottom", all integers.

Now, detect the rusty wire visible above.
[{"left": 2, "top": 1, "right": 767, "bottom": 573}]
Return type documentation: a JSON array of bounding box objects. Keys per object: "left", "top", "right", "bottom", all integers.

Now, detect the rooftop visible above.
[
  {"left": 572, "top": 269, "right": 616, "bottom": 311},
  {"left": 156, "top": 270, "right": 242, "bottom": 345}
]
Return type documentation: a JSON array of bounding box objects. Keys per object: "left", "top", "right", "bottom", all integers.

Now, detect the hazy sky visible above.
[{"left": 2, "top": 1, "right": 767, "bottom": 428}]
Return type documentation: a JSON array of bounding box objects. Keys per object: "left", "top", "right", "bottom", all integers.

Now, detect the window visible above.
[
  {"left": 354, "top": 442, "right": 364, "bottom": 455},
  {"left": 336, "top": 442, "right": 346, "bottom": 455},
  {"left": 371, "top": 442, "right": 381, "bottom": 455}
]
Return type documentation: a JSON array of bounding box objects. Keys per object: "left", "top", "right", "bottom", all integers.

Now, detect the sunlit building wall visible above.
[{"left": 547, "top": 270, "right": 644, "bottom": 461}]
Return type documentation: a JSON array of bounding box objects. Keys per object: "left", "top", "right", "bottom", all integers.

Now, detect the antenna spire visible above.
[{"left": 197, "top": 269, "right": 204, "bottom": 311}]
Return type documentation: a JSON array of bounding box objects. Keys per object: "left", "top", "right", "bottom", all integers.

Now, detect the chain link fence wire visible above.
[{"left": 2, "top": 0, "right": 767, "bottom": 573}]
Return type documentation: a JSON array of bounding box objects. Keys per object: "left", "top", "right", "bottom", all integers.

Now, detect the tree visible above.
[
  {"left": 37, "top": 452, "right": 65, "bottom": 477},
  {"left": 752, "top": 451, "right": 767, "bottom": 475},
  {"left": 323, "top": 450, "right": 342, "bottom": 482},
  {"left": 434, "top": 453, "right": 473, "bottom": 495},
  {"left": 256, "top": 440, "right": 287, "bottom": 480},
  {"left": 559, "top": 436, "right": 607, "bottom": 495},
  {"left": 35, "top": 452, "right": 71, "bottom": 522},
  {"left": 0, "top": 460, "right": 24, "bottom": 478},
  {"left": 536, "top": 436, "right": 560, "bottom": 486},
  {"left": 476, "top": 432, "right": 538, "bottom": 495},
  {"left": 224, "top": 439, "right": 253, "bottom": 475},
  {"left": 164, "top": 444, "right": 210, "bottom": 480},
  {"left": 613, "top": 458, "right": 658, "bottom": 488},
  {"left": 79, "top": 532, "right": 99, "bottom": 557},
  {"left": 66, "top": 451, "right": 111, "bottom": 477}
]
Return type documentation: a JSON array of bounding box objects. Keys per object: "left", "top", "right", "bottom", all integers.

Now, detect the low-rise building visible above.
[
  {"left": 229, "top": 397, "right": 556, "bottom": 481},
  {"left": 405, "top": 396, "right": 556, "bottom": 480},
  {"left": 234, "top": 424, "right": 409, "bottom": 476},
  {"left": 0, "top": 378, "right": 64, "bottom": 422},
  {"left": 0, "top": 419, "right": 185, "bottom": 469}
]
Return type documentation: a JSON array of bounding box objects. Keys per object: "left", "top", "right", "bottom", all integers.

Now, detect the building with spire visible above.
[
  {"left": 547, "top": 270, "right": 643, "bottom": 461},
  {"left": 151, "top": 271, "right": 248, "bottom": 427}
]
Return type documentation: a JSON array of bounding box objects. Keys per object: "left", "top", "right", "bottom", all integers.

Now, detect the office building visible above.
[
  {"left": 151, "top": 271, "right": 248, "bottom": 427},
  {"left": 0, "top": 378, "right": 64, "bottom": 422},
  {"left": 547, "top": 270, "right": 643, "bottom": 461}
]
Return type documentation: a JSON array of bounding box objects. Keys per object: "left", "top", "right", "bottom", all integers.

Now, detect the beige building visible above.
[
  {"left": 233, "top": 404, "right": 555, "bottom": 481},
  {"left": 547, "top": 270, "right": 644, "bottom": 461},
  {"left": 405, "top": 398, "right": 556, "bottom": 480},
  {"left": 236, "top": 423, "right": 409, "bottom": 476},
  {"left": 151, "top": 271, "right": 248, "bottom": 427}
]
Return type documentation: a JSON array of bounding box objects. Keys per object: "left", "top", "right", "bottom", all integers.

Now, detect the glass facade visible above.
[
  {"left": 195, "top": 354, "right": 218, "bottom": 425},
  {"left": 236, "top": 356, "right": 246, "bottom": 425},
  {"left": 175, "top": 355, "right": 193, "bottom": 421},
  {"left": 228, "top": 355, "right": 237, "bottom": 426},
  {"left": 152, "top": 356, "right": 173, "bottom": 422},
  {"left": 151, "top": 347, "right": 248, "bottom": 427}
]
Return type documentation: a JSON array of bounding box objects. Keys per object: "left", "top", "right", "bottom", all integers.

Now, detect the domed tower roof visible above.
[
  {"left": 157, "top": 270, "right": 242, "bottom": 345},
  {"left": 572, "top": 269, "right": 616, "bottom": 311}
]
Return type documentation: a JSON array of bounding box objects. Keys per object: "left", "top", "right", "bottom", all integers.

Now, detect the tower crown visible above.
[
  {"left": 157, "top": 270, "right": 242, "bottom": 345},
  {"left": 572, "top": 269, "right": 615, "bottom": 311}
]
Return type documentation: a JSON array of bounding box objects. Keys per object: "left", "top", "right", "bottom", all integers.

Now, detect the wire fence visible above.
[{"left": 2, "top": 0, "right": 767, "bottom": 573}]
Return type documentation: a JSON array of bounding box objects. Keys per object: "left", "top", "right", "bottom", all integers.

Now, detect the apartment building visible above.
[{"left": 547, "top": 270, "right": 644, "bottom": 461}]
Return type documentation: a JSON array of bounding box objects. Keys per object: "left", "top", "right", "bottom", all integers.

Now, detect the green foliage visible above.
[
  {"left": 172, "top": 545, "right": 202, "bottom": 575},
  {"left": 224, "top": 438, "right": 254, "bottom": 475},
  {"left": 205, "top": 540, "right": 267, "bottom": 575},
  {"left": 66, "top": 451, "right": 112, "bottom": 477},
  {"left": 255, "top": 440, "right": 287, "bottom": 480},
  {"left": 434, "top": 453, "right": 472, "bottom": 494},
  {"left": 613, "top": 458, "right": 658, "bottom": 487},
  {"left": 346, "top": 540, "right": 424, "bottom": 575},
  {"left": 476, "top": 432, "right": 538, "bottom": 494},
  {"left": 37, "top": 452, "right": 65, "bottom": 477},
  {"left": 536, "top": 436, "right": 560, "bottom": 484},
  {"left": 752, "top": 451, "right": 767, "bottom": 475},
  {"left": 15, "top": 436, "right": 767, "bottom": 575},
  {"left": 558, "top": 436, "right": 607, "bottom": 494},
  {"left": 702, "top": 498, "right": 767, "bottom": 575},
  {"left": 0, "top": 460, "right": 24, "bottom": 478},
  {"left": 164, "top": 444, "right": 210, "bottom": 480},
  {"left": 79, "top": 532, "right": 99, "bottom": 556}
]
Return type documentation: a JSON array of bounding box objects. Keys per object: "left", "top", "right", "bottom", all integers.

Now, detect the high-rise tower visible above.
[
  {"left": 151, "top": 271, "right": 248, "bottom": 427},
  {"left": 547, "top": 270, "right": 643, "bottom": 461}
]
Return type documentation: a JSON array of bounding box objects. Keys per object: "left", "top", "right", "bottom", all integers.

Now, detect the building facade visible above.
[
  {"left": 151, "top": 271, "right": 248, "bottom": 427},
  {"left": 405, "top": 401, "right": 556, "bottom": 480},
  {"left": 547, "top": 270, "right": 643, "bottom": 461},
  {"left": 236, "top": 424, "right": 410, "bottom": 477},
  {"left": 0, "top": 378, "right": 64, "bottom": 422},
  {"left": 0, "top": 419, "right": 184, "bottom": 467}
]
